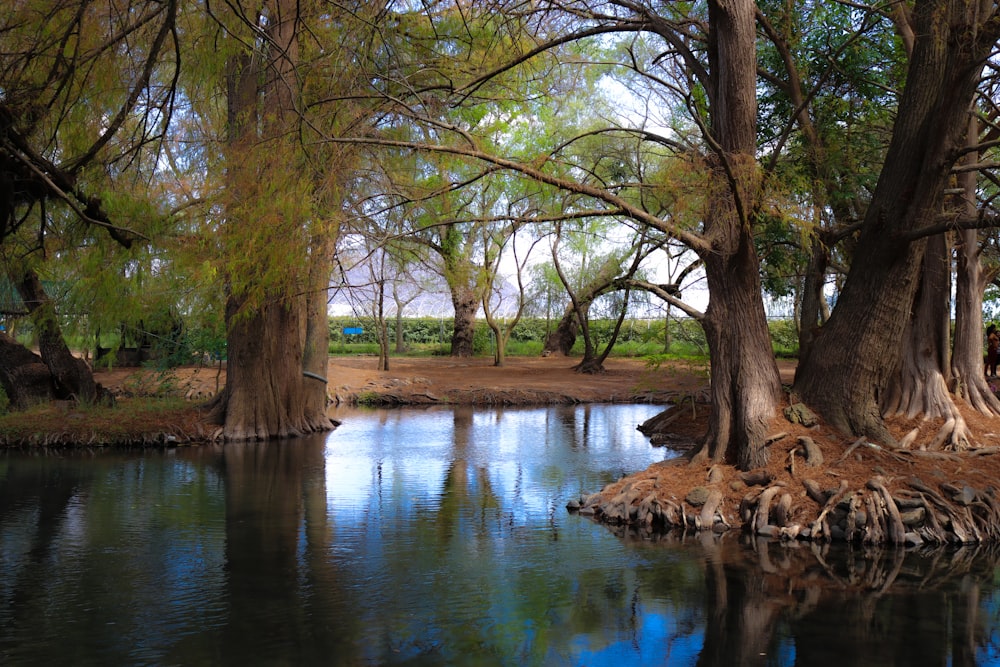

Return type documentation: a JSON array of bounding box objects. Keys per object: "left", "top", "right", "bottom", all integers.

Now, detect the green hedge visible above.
[{"left": 327, "top": 316, "right": 801, "bottom": 358}]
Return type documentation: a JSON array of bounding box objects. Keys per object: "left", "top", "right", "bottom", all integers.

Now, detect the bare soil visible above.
[{"left": 92, "top": 354, "right": 732, "bottom": 406}]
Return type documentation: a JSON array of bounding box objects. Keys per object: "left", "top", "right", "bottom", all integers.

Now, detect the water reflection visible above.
[{"left": 1, "top": 404, "right": 999, "bottom": 666}]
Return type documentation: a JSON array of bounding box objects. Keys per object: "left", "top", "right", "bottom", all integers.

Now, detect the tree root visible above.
[{"left": 568, "top": 453, "right": 1000, "bottom": 546}]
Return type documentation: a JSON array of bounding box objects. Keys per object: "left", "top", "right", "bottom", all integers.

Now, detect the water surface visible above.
[{"left": 2, "top": 403, "right": 1000, "bottom": 666}]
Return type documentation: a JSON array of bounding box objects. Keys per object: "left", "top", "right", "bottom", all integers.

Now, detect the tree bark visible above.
[
  {"left": 542, "top": 305, "right": 581, "bottom": 356},
  {"left": 214, "top": 0, "right": 335, "bottom": 440},
  {"left": 691, "top": 0, "right": 781, "bottom": 470},
  {"left": 302, "top": 234, "right": 336, "bottom": 429},
  {"left": 12, "top": 266, "right": 98, "bottom": 403},
  {"left": 796, "top": 239, "right": 828, "bottom": 370},
  {"left": 881, "top": 232, "right": 972, "bottom": 448},
  {"left": 794, "top": 0, "right": 1000, "bottom": 441},
  {"left": 0, "top": 332, "right": 55, "bottom": 409},
  {"left": 951, "top": 115, "right": 1000, "bottom": 416},
  {"left": 215, "top": 294, "right": 313, "bottom": 440},
  {"left": 450, "top": 285, "right": 478, "bottom": 357}
]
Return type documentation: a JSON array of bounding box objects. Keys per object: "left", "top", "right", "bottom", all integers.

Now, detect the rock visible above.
[
  {"left": 900, "top": 507, "right": 926, "bottom": 526},
  {"left": 783, "top": 403, "right": 818, "bottom": 427},
  {"left": 757, "top": 524, "right": 781, "bottom": 538},
  {"left": 685, "top": 486, "right": 712, "bottom": 506},
  {"left": 955, "top": 485, "right": 977, "bottom": 506}
]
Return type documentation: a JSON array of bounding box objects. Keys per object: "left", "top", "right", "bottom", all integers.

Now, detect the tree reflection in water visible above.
[
  {"left": 2, "top": 406, "right": 1000, "bottom": 665},
  {"left": 603, "top": 524, "right": 1000, "bottom": 666}
]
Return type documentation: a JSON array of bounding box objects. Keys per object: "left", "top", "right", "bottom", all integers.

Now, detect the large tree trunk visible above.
[
  {"left": 215, "top": 295, "right": 310, "bottom": 440},
  {"left": 691, "top": 0, "right": 781, "bottom": 470},
  {"left": 450, "top": 286, "right": 478, "bottom": 357},
  {"left": 951, "top": 115, "right": 1000, "bottom": 416},
  {"left": 12, "top": 266, "right": 98, "bottom": 403},
  {"left": 881, "top": 233, "right": 973, "bottom": 448},
  {"left": 0, "top": 333, "right": 56, "bottom": 409},
  {"left": 214, "top": 0, "right": 335, "bottom": 440},
  {"left": 794, "top": 0, "right": 1000, "bottom": 441}
]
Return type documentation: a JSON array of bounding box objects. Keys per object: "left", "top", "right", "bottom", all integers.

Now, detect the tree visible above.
[
  {"left": 321, "top": 0, "right": 787, "bottom": 468},
  {"left": 481, "top": 220, "right": 538, "bottom": 366},
  {"left": 794, "top": 0, "right": 1000, "bottom": 442},
  {"left": 0, "top": 0, "right": 180, "bottom": 407},
  {"left": 951, "top": 115, "right": 1000, "bottom": 416},
  {"left": 207, "top": 0, "right": 339, "bottom": 439}
]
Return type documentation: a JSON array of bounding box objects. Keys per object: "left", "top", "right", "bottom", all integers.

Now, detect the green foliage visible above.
[
  {"left": 0, "top": 384, "right": 9, "bottom": 416},
  {"left": 325, "top": 316, "right": 800, "bottom": 361},
  {"left": 355, "top": 391, "right": 381, "bottom": 406},
  {"left": 769, "top": 319, "right": 800, "bottom": 358}
]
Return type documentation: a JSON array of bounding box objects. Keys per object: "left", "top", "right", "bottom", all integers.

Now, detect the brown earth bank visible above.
[
  {"left": 0, "top": 355, "right": 716, "bottom": 447},
  {"left": 6, "top": 354, "right": 1000, "bottom": 546}
]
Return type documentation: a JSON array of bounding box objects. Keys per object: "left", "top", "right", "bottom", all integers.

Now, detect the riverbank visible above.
[
  {"left": 572, "top": 386, "right": 1000, "bottom": 546},
  {"left": 6, "top": 354, "right": 1000, "bottom": 546},
  {"left": 0, "top": 355, "right": 738, "bottom": 447}
]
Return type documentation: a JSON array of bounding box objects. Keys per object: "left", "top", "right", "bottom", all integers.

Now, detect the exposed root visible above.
[
  {"left": 884, "top": 368, "right": 975, "bottom": 451},
  {"left": 569, "top": 416, "right": 1000, "bottom": 546}
]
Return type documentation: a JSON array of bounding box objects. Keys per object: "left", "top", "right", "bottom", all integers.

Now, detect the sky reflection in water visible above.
[{"left": 2, "top": 403, "right": 1000, "bottom": 665}]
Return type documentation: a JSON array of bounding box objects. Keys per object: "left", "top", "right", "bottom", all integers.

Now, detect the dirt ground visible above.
[{"left": 94, "top": 354, "right": 795, "bottom": 406}]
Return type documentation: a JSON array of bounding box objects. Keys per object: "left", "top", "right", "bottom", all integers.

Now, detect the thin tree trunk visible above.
[
  {"left": 12, "top": 267, "right": 97, "bottom": 403},
  {"left": 796, "top": 240, "right": 828, "bottom": 371}
]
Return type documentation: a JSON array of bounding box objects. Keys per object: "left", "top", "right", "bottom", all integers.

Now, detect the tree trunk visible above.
[
  {"left": 214, "top": 0, "right": 335, "bottom": 440},
  {"left": 214, "top": 294, "right": 319, "bottom": 441},
  {"left": 699, "top": 236, "right": 782, "bottom": 469},
  {"left": 542, "top": 305, "right": 580, "bottom": 356},
  {"left": 12, "top": 266, "right": 98, "bottom": 403},
  {"left": 540, "top": 257, "right": 620, "bottom": 356},
  {"left": 951, "top": 115, "right": 1000, "bottom": 416},
  {"left": 691, "top": 0, "right": 781, "bottom": 470},
  {"left": 796, "top": 239, "right": 828, "bottom": 371},
  {"left": 794, "top": 0, "right": 1000, "bottom": 441},
  {"left": 0, "top": 332, "right": 56, "bottom": 409},
  {"left": 488, "top": 321, "right": 505, "bottom": 367},
  {"left": 881, "top": 233, "right": 972, "bottom": 448},
  {"left": 450, "top": 286, "right": 477, "bottom": 357},
  {"left": 375, "top": 280, "right": 390, "bottom": 371},
  {"left": 302, "top": 234, "right": 336, "bottom": 430},
  {"left": 394, "top": 306, "right": 405, "bottom": 353}
]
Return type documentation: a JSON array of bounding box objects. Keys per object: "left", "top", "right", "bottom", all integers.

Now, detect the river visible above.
[{"left": 2, "top": 403, "right": 1000, "bottom": 666}]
